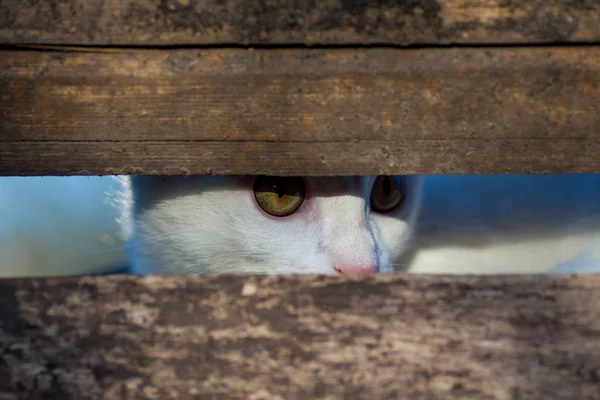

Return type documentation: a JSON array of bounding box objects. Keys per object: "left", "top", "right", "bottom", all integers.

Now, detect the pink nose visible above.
[{"left": 334, "top": 265, "right": 378, "bottom": 274}]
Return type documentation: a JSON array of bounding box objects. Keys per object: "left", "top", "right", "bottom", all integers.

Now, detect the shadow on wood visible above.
[{"left": 1, "top": 0, "right": 599, "bottom": 46}]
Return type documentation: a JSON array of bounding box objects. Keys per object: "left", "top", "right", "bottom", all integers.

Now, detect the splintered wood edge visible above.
[
  {"left": 2, "top": 47, "right": 599, "bottom": 175},
  {"left": 1, "top": 274, "right": 600, "bottom": 399},
  {"left": 0, "top": 0, "right": 599, "bottom": 45}
]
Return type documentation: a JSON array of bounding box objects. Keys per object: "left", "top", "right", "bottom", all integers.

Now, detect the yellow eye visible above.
[
  {"left": 254, "top": 176, "right": 306, "bottom": 217},
  {"left": 370, "top": 175, "right": 406, "bottom": 213}
]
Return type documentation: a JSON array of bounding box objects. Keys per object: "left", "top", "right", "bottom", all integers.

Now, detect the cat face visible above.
[{"left": 122, "top": 175, "right": 422, "bottom": 274}]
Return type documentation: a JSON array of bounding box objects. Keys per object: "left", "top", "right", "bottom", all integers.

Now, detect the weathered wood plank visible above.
[
  {"left": 1, "top": 47, "right": 599, "bottom": 175},
  {"left": 3, "top": 47, "right": 600, "bottom": 142},
  {"left": 2, "top": 139, "right": 600, "bottom": 176},
  {"left": 1, "top": 274, "right": 599, "bottom": 399},
  {"left": 1, "top": 0, "right": 599, "bottom": 46}
]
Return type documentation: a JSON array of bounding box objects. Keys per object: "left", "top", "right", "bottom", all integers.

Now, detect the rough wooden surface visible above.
[
  {"left": 3, "top": 139, "right": 600, "bottom": 176},
  {"left": 0, "top": 274, "right": 599, "bottom": 399},
  {"left": 2, "top": 47, "right": 599, "bottom": 175},
  {"left": 1, "top": 0, "right": 599, "bottom": 46}
]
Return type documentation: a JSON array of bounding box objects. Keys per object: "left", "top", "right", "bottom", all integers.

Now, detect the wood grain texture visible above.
[
  {"left": 3, "top": 140, "right": 600, "bottom": 176},
  {"left": 1, "top": 274, "right": 600, "bottom": 399},
  {"left": 0, "top": 0, "right": 599, "bottom": 45},
  {"left": 2, "top": 47, "right": 599, "bottom": 175}
]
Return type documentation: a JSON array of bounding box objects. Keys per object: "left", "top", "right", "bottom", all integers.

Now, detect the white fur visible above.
[{"left": 122, "top": 175, "right": 422, "bottom": 274}]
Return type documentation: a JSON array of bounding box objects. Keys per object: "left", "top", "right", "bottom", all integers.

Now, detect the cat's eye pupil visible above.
[
  {"left": 254, "top": 176, "right": 306, "bottom": 217},
  {"left": 370, "top": 175, "right": 406, "bottom": 213},
  {"left": 277, "top": 185, "right": 285, "bottom": 198},
  {"left": 382, "top": 177, "right": 391, "bottom": 197}
]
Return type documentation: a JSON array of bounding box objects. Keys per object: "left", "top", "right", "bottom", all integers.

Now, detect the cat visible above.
[
  {"left": 121, "top": 175, "right": 423, "bottom": 274},
  {"left": 121, "top": 173, "right": 600, "bottom": 275}
]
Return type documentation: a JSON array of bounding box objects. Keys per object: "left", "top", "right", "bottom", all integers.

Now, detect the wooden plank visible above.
[
  {"left": 3, "top": 139, "right": 600, "bottom": 176},
  {"left": 1, "top": 0, "right": 599, "bottom": 46},
  {"left": 1, "top": 47, "right": 599, "bottom": 175},
  {"left": 3, "top": 47, "right": 600, "bottom": 143},
  {"left": 1, "top": 274, "right": 599, "bottom": 399}
]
